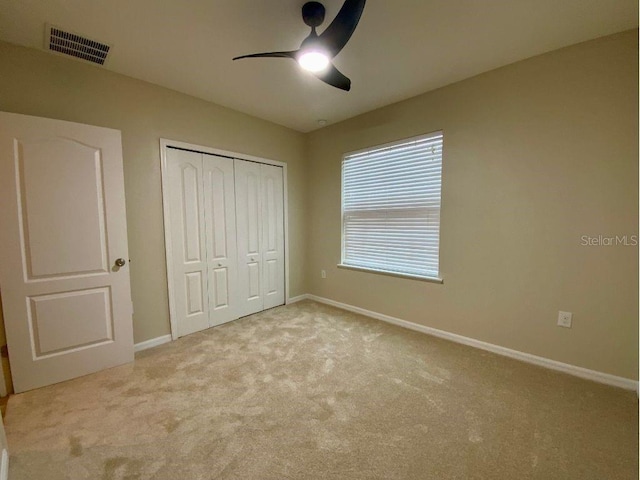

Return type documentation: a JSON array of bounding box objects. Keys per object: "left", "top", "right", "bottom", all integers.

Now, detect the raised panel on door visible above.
[
  {"left": 166, "top": 148, "right": 209, "bottom": 337},
  {"left": 234, "top": 159, "right": 263, "bottom": 317},
  {"left": 260, "top": 164, "right": 285, "bottom": 309},
  {"left": 203, "top": 154, "right": 238, "bottom": 326},
  {"left": 0, "top": 112, "right": 133, "bottom": 393},
  {"left": 28, "top": 288, "right": 114, "bottom": 356},
  {"left": 19, "top": 139, "right": 109, "bottom": 278}
]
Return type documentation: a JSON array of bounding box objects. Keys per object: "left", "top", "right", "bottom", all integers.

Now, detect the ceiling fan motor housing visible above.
[{"left": 302, "top": 2, "right": 326, "bottom": 28}]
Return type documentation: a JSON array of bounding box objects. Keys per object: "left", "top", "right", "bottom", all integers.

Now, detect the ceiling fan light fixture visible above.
[{"left": 298, "top": 50, "right": 330, "bottom": 72}]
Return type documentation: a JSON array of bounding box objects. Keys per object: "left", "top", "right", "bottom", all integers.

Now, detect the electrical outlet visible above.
[
  {"left": 321, "top": 270, "right": 326, "bottom": 279},
  {"left": 557, "top": 311, "right": 572, "bottom": 328}
]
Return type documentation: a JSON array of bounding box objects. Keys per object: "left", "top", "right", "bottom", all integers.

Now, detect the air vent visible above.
[{"left": 45, "top": 25, "right": 111, "bottom": 65}]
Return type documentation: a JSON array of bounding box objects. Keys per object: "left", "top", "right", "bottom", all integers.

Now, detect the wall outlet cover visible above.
[{"left": 557, "top": 311, "right": 573, "bottom": 328}]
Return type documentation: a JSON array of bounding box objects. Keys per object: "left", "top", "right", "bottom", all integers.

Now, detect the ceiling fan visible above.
[{"left": 232, "top": 0, "right": 366, "bottom": 91}]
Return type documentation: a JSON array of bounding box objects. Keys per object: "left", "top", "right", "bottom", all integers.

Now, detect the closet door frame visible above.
[{"left": 160, "top": 138, "right": 290, "bottom": 341}]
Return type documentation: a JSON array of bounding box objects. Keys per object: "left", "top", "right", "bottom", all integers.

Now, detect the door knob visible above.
[
  {"left": 250, "top": 257, "right": 255, "bottom": 262},
  {"left": 217, "top": 263, "right": 222, "bottom": 267},
  {"left": 114, "top": 258, "right": 126, "bottom": 267}
]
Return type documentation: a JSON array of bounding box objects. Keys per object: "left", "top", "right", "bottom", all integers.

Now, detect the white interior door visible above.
[
  {"left": 203, "top": 153, "right": 238, "bottom": 326},
  {"left": 0, "top": 111, "right": 134, "bottom": 393},
  {"left": 260, "top": 164, "right": 285, "bottom": 309},
  {"left": 234, "top": 159, "right": 264, "bottom": 317},
  {"left": 165, "top": 148, "right": 209, "bottom": 337}
]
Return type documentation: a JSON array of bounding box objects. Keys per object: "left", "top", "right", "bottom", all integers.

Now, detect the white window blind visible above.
[{"left": 341, "top": 132, "right": 443, "bottom": 279}]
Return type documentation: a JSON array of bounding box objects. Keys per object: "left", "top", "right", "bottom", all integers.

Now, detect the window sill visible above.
[{"left": 337, "top": 264, "right": 443, "bottom": 284}]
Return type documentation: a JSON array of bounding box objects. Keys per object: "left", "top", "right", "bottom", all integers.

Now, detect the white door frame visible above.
[{"left": 159, "top": 139, "right": 290, "bottom": 341}]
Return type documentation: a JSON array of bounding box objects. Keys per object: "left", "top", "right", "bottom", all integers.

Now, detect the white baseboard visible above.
[
  {"left": 134, "top": 334, "right": 172, "bottom": 353},
  {"left": 303, "top": 294, "right": 638, "bottom": 391},
  {"left": 1, "top": 448, "right": 8, "bottom": 480},
  {"left": 287, "top": 294, "right": 308, "bottom": 304}
]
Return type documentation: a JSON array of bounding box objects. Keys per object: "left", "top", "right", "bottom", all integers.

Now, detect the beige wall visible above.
[
  {"left": 306, "top": 30, "right": 638, "bottom": 379},
  {"left": 0, "top": 41, "right": 307, "bottom": 344},
  {"left": 0, "top": 30, "right": 636, "bottom": 381}
]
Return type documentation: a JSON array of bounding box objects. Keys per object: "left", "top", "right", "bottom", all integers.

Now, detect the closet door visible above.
[
  {"left": 203, "top": 154, "right": 239, "bottom": 326},
  {"left": 235, "top": 159, "right": 264, "bottom": 317},
  {"left": 166, "top": 149, "right": 209, "bottom": 337},
  {"left": 260, "top": 164, "right": 285, "bottom": 309}
]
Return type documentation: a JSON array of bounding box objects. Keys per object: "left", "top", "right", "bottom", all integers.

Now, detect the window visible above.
[{"left": 340, "top": 131, "right": 443, "bottom": 281}]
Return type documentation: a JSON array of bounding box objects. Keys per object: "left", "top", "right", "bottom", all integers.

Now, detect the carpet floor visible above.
[{"left": 4, "top": 300, "right": 638, "bottom": 479}]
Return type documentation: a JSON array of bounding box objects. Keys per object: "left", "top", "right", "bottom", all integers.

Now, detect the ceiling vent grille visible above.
[{"left": 46, "top": 25, "right": 111, "bottom": 65}]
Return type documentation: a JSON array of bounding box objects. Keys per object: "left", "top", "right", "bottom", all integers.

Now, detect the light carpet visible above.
[{"left": 4, "top": 300, "right": 638, "bottom": 479}]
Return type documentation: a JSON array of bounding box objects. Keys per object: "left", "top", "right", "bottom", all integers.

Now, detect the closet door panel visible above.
[
  {"left": 261, "top": 164, "right": 285, "bottom": 309},
  {"left": 235, "top": 159, "right": 263, "bottom": 317},
  {"left": 166, "top": 149, "right": 209, "bottom": 337},
  {"left": 203, "top": 154, "right": 239, "bottom": 326}
]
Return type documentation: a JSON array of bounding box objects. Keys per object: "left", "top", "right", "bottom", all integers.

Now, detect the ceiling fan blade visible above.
[
  {"left": 319, "top": 0, "right": 366, "bottom": 57},
  {"left": 314, "top": 63, "right": 351, "bottom": 91},
  {"left": 233, "top": 51, "right": 297, "bottom": 61}
]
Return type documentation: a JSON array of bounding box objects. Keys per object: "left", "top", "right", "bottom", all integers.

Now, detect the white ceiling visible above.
[{"left": 0, "top": 0, "right": 637, "bottom": 132}]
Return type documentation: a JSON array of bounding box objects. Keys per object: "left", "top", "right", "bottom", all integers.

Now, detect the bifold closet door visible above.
[
  {"left": 203, "top": 154, "right": 239, "bottom": 326},
  {"left": 260, "top": 164, "right": 285, "bottom": 310},
  {"left": 166, "top": 149, "right": 239, "bottom": 336},
  {"left": 235, "top": 160, "right": 263, "bottom": 317},
  {"left": 235, "top": 159, "right": 285, "bottom": 317},
  {"left": 166, "top": 148, "right": 210, "bottom": 337},
  {"left": 166, "top": 150, "right": 284, "bottom": 335}
]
